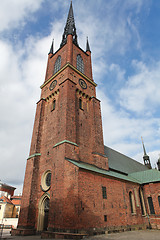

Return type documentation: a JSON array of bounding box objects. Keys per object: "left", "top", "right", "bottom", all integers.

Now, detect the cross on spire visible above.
[{"left": 60, "top": 1, "right": 78, "bottom": 48}]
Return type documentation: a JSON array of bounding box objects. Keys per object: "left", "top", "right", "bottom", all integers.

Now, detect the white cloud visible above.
[
  {"left": 119, "top": 60, "right": 160, "bottom": 115},
  {"left": 0, "top": 0, "right": 44, "bottom": 32},
  {"left": 97, "top": 87, "right": 160, "bottom": 168}
]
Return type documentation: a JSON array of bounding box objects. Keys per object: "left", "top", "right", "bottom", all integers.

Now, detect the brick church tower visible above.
[{"left": 16, "top": 2, "right": 108, "bottom": 235}]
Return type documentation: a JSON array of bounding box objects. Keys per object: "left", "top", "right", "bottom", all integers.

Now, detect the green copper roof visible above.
[
  {"left": 67, "top": 158, "right": 160, "bottom": 185},
  {"left": 104, "top": 146, "right": 148, "bottom": 174},
  {"left": 66, "top": 158, "right": 141, "bottom": 184},
  {"left": 129, "top": 169, "right": 160, "bottom": 184}
]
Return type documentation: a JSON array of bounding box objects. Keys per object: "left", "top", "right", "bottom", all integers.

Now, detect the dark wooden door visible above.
[{"left": 43, "top": 198, "right": 50, "bottom": 231}]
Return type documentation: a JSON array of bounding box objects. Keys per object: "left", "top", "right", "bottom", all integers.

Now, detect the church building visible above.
[{"left": 13, "top": 2, "right": 160, "bottom": 238}]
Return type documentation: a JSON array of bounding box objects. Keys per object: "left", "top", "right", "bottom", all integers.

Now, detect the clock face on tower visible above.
[
  {"left": 79, "top": 79, "right": 87, "bottom": 89},
  {"left": 49, "top": 80, "right": 57, "bottom": 91}
]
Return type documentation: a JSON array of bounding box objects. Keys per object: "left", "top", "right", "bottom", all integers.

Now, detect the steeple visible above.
[
  {"left": 86, "top": 37, "right": 91, "bottom": 52},
  {"left": 141, "top": 137, "right": 152, "bottom": 169},
  {"left": 60, "top": 1, "right": 78, "bottom": 48},
  {"left": 48, "top": 39, "right": 54, "bottom": 55}
]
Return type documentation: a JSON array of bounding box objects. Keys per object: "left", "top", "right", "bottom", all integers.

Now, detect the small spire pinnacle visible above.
[
  {"left": 141, "top": 136, "right": 147, "bottom": 156},
  {"left": 86, "top": 37, "right": 91, "bottom": 52},
  {"left": 141, "top": 137, "right": 152, "bottom": 169},
  {"left": 60, "top": 2, "right": 78, "bottom": 48},
  {"left": 49, "top": 38, "right": 54, "bottom": 55}
]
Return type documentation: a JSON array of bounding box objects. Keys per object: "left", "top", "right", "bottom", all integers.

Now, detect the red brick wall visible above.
[
  {"left": 143, "top": 183, "right": 160, "bottom": 229},
  {"left": 78, "top": 169, "right": 145, "bottom": 230}
]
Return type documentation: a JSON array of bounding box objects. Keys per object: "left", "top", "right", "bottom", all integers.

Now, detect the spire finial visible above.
[
  {"left": 49, "top": 38, "right": 54, "bottom": 55},
  {"left": 141, "top": 136, "right": 147, "bottom": 156},
  {"left": 60, "top": 1, "right": 78, "bottom": 48},
  {"left": 86, "top": 36, "right": 91, "bottom": 52},
  {"left": 141, "top": 137, "right": 152, "bottom": 169}
]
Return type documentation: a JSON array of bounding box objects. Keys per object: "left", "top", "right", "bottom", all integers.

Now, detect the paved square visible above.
[
  {"left": 1, "top": 230, "right": 160, "bottom": 240},
  {"left": 84, "top": 230, "right": 160, "bottom": 240}
]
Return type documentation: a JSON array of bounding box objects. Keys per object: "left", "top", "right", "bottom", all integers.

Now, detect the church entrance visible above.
[
  {"left": 37, "top": 194, "right": 50, "bottom": 231},
  {"left": 43, "top": 198, "right": 49, "bottom": 230}
]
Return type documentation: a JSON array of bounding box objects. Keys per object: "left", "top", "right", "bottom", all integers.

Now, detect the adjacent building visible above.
[{"left": 0, "top": 181, "right": 21, "bottom": 228}]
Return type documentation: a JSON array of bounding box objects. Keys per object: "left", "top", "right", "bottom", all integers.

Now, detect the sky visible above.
[{"left": 0, "top": 0, "right": 160, "bottom": 194}]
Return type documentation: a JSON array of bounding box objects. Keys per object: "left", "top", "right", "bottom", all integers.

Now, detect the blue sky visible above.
[{"left": 0, "top": 0, "right": 160, "bottom": 193}]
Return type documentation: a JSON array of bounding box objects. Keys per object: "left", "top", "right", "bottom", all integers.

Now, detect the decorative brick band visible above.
[
  {"left": 27, "top": 153, "right": 41, "bottom": 160},
  {"left": 53, "top": 140, "right": 78, "bottom": 148}
]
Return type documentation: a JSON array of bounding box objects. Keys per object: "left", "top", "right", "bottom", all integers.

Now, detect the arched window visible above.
[
  {"left": 129, "top": 191, "right": 136, "bottom": 214},
  {"left": 54, "top": 55, "right": 61, "bottom": 74},
  {"left": 52, "top": 99, "right": 56, "bottom": 111},
  {"left": 77, "top": 54, "right": 84, "bottom": 74},
  {"left": 79, "top": 98, "right": 82, "bottom": 109}
]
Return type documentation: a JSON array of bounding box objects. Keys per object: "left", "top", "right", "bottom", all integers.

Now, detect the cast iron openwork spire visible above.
[
  {"left": 60, "top": 1, "right": 78, "bottom": 48},
  {"left": 141, "top": 137, "right": 152, "bottom": 169}
]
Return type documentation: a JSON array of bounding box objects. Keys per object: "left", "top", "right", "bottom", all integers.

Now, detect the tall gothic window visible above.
[
  {"left": 77, "top": 54, "right": 84, "bottom": 74},
  {"left": 79, "top": 98, "right": 82, "bottom": 110},
  {"left": 54, "top": 55, "right": 61, "bottom": 74},
  {"left": 102, "top": 186, "right": 107, "bottom": 199},
  {"left": 158, "top": 196, "right": 160, "bottom": 207},
  {"left": 148, "top": 197, "right": 155, "bottom": 214},
  {"left": 129, "top": 191, "right": 136, "bottom": 214},
  {"left": 52, "top": 99, "right": 56, "bottom": 111}
]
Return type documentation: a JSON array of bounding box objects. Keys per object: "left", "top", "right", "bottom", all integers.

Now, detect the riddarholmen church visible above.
[{"left": 13, "top": 2, "right": 160, "bottom": 238}]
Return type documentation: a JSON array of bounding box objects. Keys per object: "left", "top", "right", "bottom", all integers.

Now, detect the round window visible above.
[
  {"left": 41, "top": 170, "right": 51, "bottom": 192},
  {"left": 46, "top": 172, "right": 51, "bottom": 187}
]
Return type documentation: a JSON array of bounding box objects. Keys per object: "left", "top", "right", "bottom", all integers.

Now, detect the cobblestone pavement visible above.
[{"left": 1, "top": 230, "right": 160, "bottom": 240}]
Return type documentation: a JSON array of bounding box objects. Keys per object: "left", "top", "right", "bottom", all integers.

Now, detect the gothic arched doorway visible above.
[{"left": 37, "top": 194, "right": 50, "bottom": 231}]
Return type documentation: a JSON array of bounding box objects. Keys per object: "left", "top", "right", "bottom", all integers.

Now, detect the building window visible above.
[
  {"left": 102, "top": 186, "right": 107, "bottom": 199},
  {"left": 104, "top": 215, "right": 107, "bottom": 222},
  {"left": 79, "top": 98, "right": 82, "bottom": 110},
  {"left": 54, "top": 55, "right": 61, "bottom": 74},
  {"left": 52, "top": 99, "right": 56, "bottom": 111},
  {"left": 129, "top": 191, "right": 136, "bottom": 214},
  {"left": 148, "top": 197, "right": 155, "bottom": 214},
  {"left": 77, "top": 54, "right": 84, "bottom": 74},
  {"left": 46, "top": 172, "right": 51, "bottom": 187},
  {"left": 158, "top": 196, "right": 160, "bottom": 207},
  {"left": 41, "top": 170, "right": 52, "bottom": 192}
]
